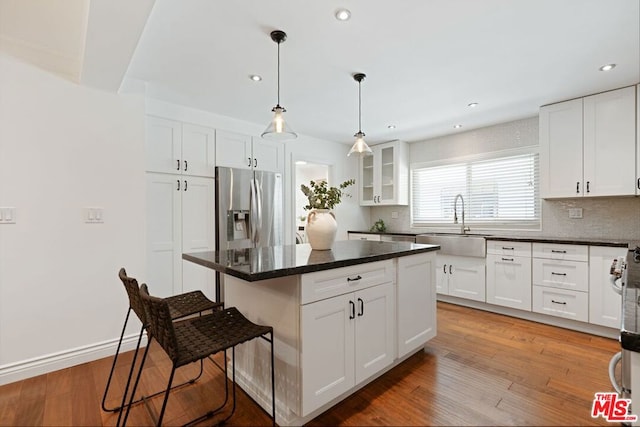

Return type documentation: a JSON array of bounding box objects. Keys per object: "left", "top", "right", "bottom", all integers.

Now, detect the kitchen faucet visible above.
[{"left": 453, "top": 194, "right": 470, "bottom": 234}]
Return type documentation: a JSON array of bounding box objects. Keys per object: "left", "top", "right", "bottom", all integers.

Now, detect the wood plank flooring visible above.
[{"left": 0, "top": 302, "right": 620, "bottom": 426}]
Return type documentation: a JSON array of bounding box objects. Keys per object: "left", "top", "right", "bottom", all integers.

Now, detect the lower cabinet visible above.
[
  {"left": 589, "top": 246, "right": 626, "bottom": 328},
  {"left": 486, "top": 241, "right": 532, "bottom": 311},
  {"left": 301, "top": 281, "right": 395, "bottom": 415},
  {"left": 347, "top": 232, "right": 381, "bottom": 241},
  {"left": 436, "top": 255, "right": 486, "bottom": 302},
  {"left": 532, "top": 285, "right": 589, "bottom": 322}
]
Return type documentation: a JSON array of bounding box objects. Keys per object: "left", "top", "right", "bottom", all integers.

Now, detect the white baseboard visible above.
[{"left": 0, "top": 333, "right": 147, "bottom": 386}]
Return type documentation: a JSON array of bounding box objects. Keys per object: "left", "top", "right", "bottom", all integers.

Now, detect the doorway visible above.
[{"left": 295, "top": 161, "right": 329, "bottom": 243}]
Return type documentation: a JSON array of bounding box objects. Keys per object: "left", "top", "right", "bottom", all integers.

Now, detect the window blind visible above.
[{"left": 411, "top": 152, "right": 540, "bottom": 228}]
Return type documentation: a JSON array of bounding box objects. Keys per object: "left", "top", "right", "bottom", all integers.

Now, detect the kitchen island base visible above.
[{"left": 223, "top": 252, "right": 436, "bottom": 426}]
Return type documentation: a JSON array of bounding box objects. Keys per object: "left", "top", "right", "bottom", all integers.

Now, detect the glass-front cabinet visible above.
[{"left": 359, "top": 140, "right": 408, "bottom": 206}]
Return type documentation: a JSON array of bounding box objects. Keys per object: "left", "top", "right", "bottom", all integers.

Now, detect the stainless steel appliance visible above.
[
  {"left": 215, "top": 166, "right": 283, "bottom": 300},
  {"left": 609, "top": 254, "right": 631, "bottom": 400}
]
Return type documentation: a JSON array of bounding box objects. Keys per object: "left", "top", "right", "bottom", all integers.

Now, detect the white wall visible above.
[
  {"left": 371, "top": 116, "right": 640, "bottom": 240},
  {"left": 0, "top": 53, "right": 146, "bottom": 384}
]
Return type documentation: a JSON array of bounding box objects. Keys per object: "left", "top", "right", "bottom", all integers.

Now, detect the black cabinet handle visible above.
[
  {"left": 177, "top": 159, "right": 181, "bottom": 171},
  {"left": 254, "top": 158, "right": 257, "bottom": 168},
  {"left": 637, "top": 178, "right": 640, "bottom": 190},
  {"left": 184, "top": 180, "right": 187, "bottom": 191},
  {"left": 501, "top": 257, "right": 514, "bottom": 262},
  {"left": 551, "top": 300, "right": 567, "bottom": 305},
  {"left": 449, "top": 265, "right": 453, "bottom": 274},
  {"left": 576, "top": 182, "right": 580, "bottom": 194},
  {"left": 358, "top": 298, "right": 364, "bottom": 316},
  {"left": 177, "top": 179, "right": 180, "bottom": 191},
  {"left": 349, "top": 300, "right": 355, "bottom": 319},
  {"left": 347, "top": 275, "right": 362, "bottom": 282},
  {"left": 248, "top": 157, "right": 252, "bottom": 167},
  {"left": 443, "top": 264, "right": 447, "bottom": 274},
  {"left": 184, "top": 160, "right": 188, "bottom": 171},
  {"left": 551, "top": 250, "right": 567, "bottom": 254},
  {"left": 551, "top": 272, "right": 566, "bottom": 276},
  {"left": 586, "top": 181, "right": 590, "bottom": 193},
  {"left": 502, "top": 247, "right": 515, "bottom": 250}
]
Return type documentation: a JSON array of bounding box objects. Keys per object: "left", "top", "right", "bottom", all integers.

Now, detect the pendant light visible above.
[
  {"left": 348, "top": 73, "right": 373, "bottom": 156},
  {"left": 261, "top": 30, "right": 297, "bottom": 140}
]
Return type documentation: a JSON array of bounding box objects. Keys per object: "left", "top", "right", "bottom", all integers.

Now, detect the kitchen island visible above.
[{"left": 183, "top": 240, "right": 439, "bottom": 426}]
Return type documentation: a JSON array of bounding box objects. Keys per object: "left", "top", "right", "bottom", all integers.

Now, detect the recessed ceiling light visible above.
[
  {"left": 387, "top": 125, "right": 396, "bottom": 129},
  {"left": 249, "top": 74, "right": 262, "bottom": 81},
  {"left": 599, "top": 63, "right": 616, "bottom": 72},
  {"left": 454, "top": 124, "right": 462, "bottom": 129},
  {"left": 467, "top": 102, "right": 479, "bottom": 108},
  {"left": 335, "top": 8, "right": 351, "bottom": 21}
]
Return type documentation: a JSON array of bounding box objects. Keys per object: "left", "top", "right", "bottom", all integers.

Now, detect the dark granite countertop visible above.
[
  {"left": 348, "top": 230, "right": 630, "bottom": 247},
  {"left": 183, "top": 240, "right": 440, "bottom": 282},
  {"left": 621, "top": 246, "right": 640, "bottom": 352}
]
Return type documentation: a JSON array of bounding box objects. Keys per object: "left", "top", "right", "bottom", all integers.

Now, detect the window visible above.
[{"left": 411, "top": 151, "right": 540, "bottom": 229}]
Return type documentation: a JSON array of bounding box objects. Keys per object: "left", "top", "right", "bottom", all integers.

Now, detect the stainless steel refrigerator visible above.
[{"left": 215, "top": 166, "right": 283, "bottom": 300}]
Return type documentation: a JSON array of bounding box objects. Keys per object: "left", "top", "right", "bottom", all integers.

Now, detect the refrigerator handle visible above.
[
  {"left": 249, "top": 178, "right": 257, "bottom": 244},
  {"left": 255, "top": 179, "right": 263, "bottom": 245}
]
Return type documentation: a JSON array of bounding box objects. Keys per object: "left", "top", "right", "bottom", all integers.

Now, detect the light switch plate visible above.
[
  {"left": 84, "top": 207, "right": 104, "bottom": 223},
  {"left": 391, "top": 211, "right": 399, "bottom": 219},
  {"left": 568, "top": 208, "right": 583, "bottom": 219},
  {"left": 0, "top": 207, "right": 16, "bottom": 224}
]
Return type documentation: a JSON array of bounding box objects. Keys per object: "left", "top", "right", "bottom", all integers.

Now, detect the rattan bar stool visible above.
[
  {"left": 120, "top": 283, "right": 276, "bottom": 427},
  {"left": 102, "top": 268, "right": 222, "bottom": 413}
]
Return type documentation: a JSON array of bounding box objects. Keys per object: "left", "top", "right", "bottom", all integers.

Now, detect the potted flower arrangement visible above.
[{"left": 301, "top": 178, "right": 355, "bottom": 250}]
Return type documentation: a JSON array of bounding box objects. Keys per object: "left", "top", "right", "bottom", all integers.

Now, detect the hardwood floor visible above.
[{"left": 0, "top": 302, "right": 620, "bottom": 426}]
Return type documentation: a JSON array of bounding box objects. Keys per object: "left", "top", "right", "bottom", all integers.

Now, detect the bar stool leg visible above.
[{"left": 102, "top": 308, "right": 132, "bottom": 412}]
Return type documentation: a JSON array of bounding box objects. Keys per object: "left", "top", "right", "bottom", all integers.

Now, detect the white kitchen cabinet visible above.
[
  {"left": 589, "top": 246, "right": 626, "bottom": 328},
  {"left": 486, "top": 241, "right": 532, "bottom": 311},
  {"left": 359, "top": 140, "right": 408, "bottom": 206},
  {"left": 348, "top": 232, "right": 381, "bottom": 241},
  {"left": 532, "top": 242, "right": 588, "bottom": 321},
  {"left": 146, "top": 173, "right": 215, "bottom": 299},
  {"left": 540, "top": 86, "right": 637, "bottom": 198},
  {"left": 301, "top": 281, "right": 394, "bottom": 415},
  {"left": 146, "top": 116, "right": 215, "bottom": 177},
  {"left": 397, "top": 253, "right": 436, "bottom": 358},
  {"left": 637, "top": 84, "right": 640, "bottom": 195},
  {"left": 436, "top": 255, "right": 486, "bottom": 302},
  {"left": 215, "top": 129, "right": 283, "bottom": 173}
]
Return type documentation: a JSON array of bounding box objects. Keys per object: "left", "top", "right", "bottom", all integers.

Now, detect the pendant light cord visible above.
[
  {"left": 358, "top": 79, "right": 362, "bottom": 133},
  {"left": 276, "top": 41, "right": 281, "bottom": 107}
]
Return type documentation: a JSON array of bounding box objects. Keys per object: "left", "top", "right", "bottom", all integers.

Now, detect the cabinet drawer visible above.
[
  {"left": 487, "top": 240, "right": 532, "bottom": 257},
  {"left": 532, "top": 258, "right": 588, "bottom": 292},
  {"left": 348, "top": 233, "right": 381, "bottom": 241},
  {"left": 532, "top": 243, "right": 588, "bottom": 262},
  {"left": 301, "top": 260, "right": 395, "bottom": 304},
  {"left": 532, "top": 286, "right": 588, "bottom": 322}
]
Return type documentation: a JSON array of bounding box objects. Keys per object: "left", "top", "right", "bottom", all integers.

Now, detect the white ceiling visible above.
[{"left": 2, "top": 0, "right": 639, "bottom": 145}]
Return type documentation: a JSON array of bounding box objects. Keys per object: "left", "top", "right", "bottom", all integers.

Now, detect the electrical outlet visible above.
[
  {"left": 0, "top": 207, "right": 16, "bottom": 224},
  {"left": 391, "top": 211, "right": 399, "bottom": 219},
  {"left": 85, "top": 207, "right": 104, "bottom": 223},
  {"left": 568, "top": 208, "right": 583, "bottom": 219}
]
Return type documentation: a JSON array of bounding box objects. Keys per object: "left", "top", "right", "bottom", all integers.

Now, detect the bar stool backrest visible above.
[
  {"left": 118, "top": 268, "right": 147, "bottom": 325},
  {"left": 139, "top": 283, "right": 180, "bottom": 363}
]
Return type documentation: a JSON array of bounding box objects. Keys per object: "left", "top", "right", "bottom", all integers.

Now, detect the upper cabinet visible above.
[
  {"left": 216, "top": 130, "right": 283, "bottom": 173},
  {"left": 359, "top": 140, "right": 408, "bottom": 206},
  {"left": 539, "top": 86, "right": 637, "bottom": 198},
  {"left": 146, "top": 116, "right": 215, "bottom": 177}
]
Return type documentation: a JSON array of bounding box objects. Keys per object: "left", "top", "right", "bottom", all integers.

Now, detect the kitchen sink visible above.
[{"left": 416, "top": 233, "right": 488, "bottom": 258}]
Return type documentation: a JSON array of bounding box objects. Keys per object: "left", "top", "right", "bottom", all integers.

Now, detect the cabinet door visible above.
[
  {"left": 486, "top": 254, "right": 532, "bottom": 311},
  {"left": 637, "top": 85, "right": 640, "bottom": 196},
  {"left": 354, "top": 282, "right": 395, "bottom": 384},
  {"left": 252, "top": 138, "right": 284, "bottom": 173},
  {"left": 215, "top": 130, "right": 253, "bottom": 170},
  {"left": 447, "top": 256, "right": 486, "bottom": 302},
  {"left": 301, "top": 294, "right": 354, "bottom": 416},
  {"left": 181, "top": 177, "right": 216, "bottom": 300},
  {"left": 181, "top": 123, "right": 215, "bottom": 177},
  {"left": 146, "top": 173, "right": 182, "bottom": 297},
  {"left": 397, "top": 253, "right": 436, "bottom": 358},
  {"left": 539, "top": 98, "right": 583, "bottom": 198},
  {"left": 589, "top": 246, "right": 625, "bottom": 328},
  {"left": 146, "top": 117, "right": 182, "bottom": 174},
  {"left": 359, "top": 153, "right": 375, "bottom": 205},
  {"left": 583, "top": 86, "right": 637, "bottom": 197},
  {"left": 435, "top": 255, "right": 449, "bottom": 295}
]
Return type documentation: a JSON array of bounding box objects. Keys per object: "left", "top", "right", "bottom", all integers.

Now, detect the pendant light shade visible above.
[
  {"left": 348, "top": 73, "right": 373, "bottom": 156},
  {"left": 262, "top": 30, "right": 297, "bottom": 141}
]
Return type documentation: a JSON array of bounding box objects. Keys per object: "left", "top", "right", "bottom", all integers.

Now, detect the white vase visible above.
[{"left": 306, "top": 209, "right": 337, "bottom": 250}]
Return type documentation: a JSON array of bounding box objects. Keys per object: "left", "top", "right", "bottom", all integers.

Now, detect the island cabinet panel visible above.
[{"left": 397, "top": 253, "right": 436, "bottom": 358}]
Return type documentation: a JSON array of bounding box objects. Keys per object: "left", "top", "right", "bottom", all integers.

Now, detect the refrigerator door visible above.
[
  {"left": 254, "top": 170, "right": 283, "bottom": 248},
  {"left": 215, "top": 167, "right": 254, "bottom": 251}
]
